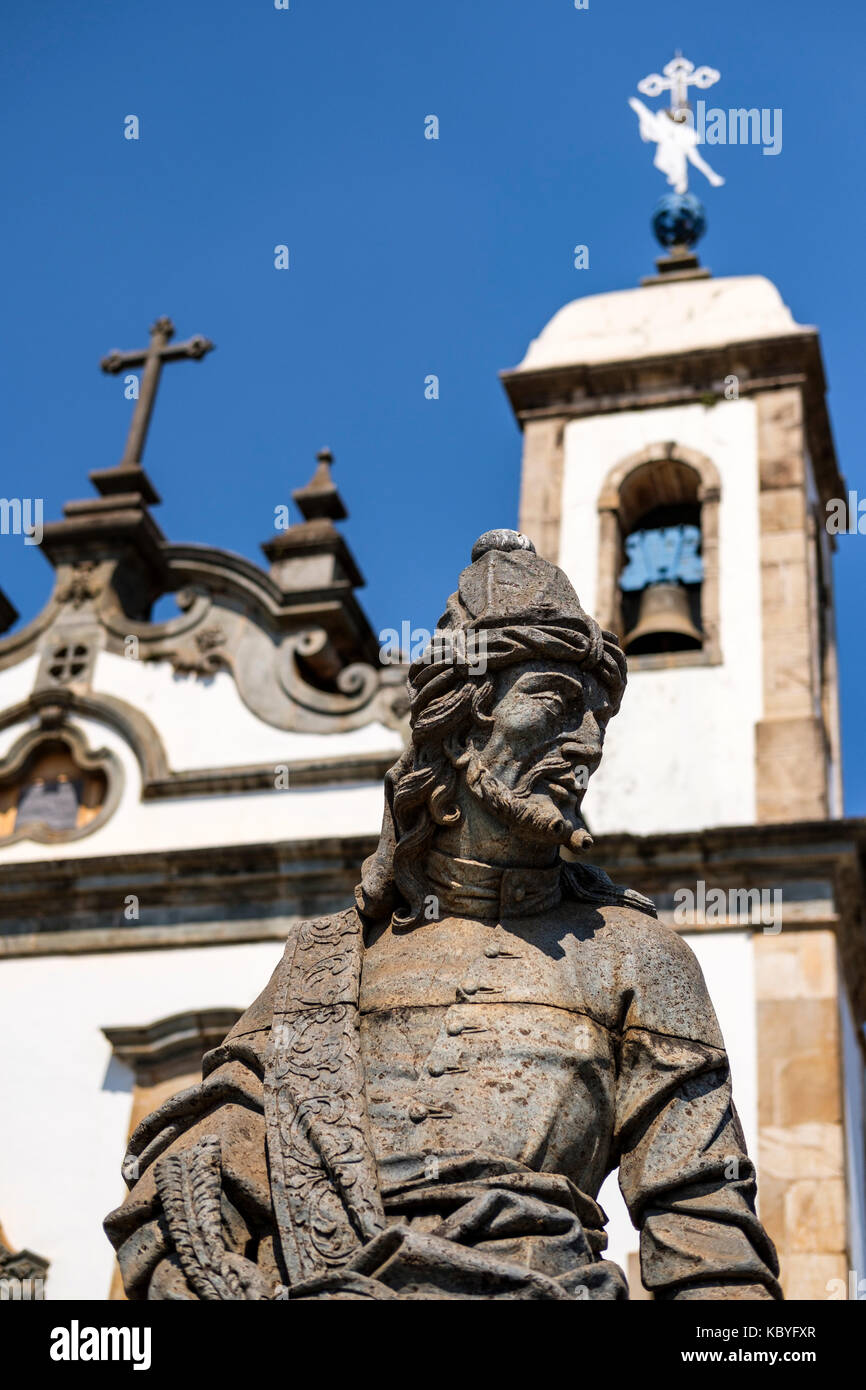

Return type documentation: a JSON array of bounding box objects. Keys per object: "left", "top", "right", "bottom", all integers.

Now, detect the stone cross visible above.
[{"left": 100, "top": 317, "right": 214, "bottom": 468}]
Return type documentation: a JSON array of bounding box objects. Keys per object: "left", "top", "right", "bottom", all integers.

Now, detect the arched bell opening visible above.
[
  {"left": 596, "top": 448, "right": 721, "bottom": 664},
  {"left": 618, "top": 460, "right": 704, "bottom": 654}
]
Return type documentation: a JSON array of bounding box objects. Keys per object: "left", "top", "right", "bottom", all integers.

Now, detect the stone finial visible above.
[
  {"left": 471, "top": 529, "right": 536, "bottom": 562},
  {"left": 262, "top": 447, "right": 365, "bottom": 605},
  {"left": 292, "top": 448, "right": 348, "bottom": 523}
]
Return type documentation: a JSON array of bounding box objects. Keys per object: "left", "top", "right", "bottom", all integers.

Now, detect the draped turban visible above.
[{"left": 407, "top": 529, "right": 627, "bottom": 722}]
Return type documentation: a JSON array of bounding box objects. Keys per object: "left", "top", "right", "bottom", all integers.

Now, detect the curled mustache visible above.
[
  {"left": 462, "top": 756, "right": 593, "bottom": 854},
  {"left": 513, "top": 752, "right": 576, "bottom": 796}
]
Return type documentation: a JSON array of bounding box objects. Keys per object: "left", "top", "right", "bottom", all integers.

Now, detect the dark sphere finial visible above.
[{"left": 652, "top": 192, "right": 707, "bottom": 250}]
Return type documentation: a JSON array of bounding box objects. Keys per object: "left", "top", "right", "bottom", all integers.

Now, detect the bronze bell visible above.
[{"left": 623, "top": 582, "right": 703, "bottom": 655}]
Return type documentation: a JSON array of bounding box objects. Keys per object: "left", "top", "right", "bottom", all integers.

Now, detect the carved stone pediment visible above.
[
  {"left": 56, "top": 559, "right": 103, "bottom": 610},
  {"left": 94, "top": 581, "right": 406, "bottom": 734},
  {"left": 0, "top": 449, "right": 408, "bottom": 741}
]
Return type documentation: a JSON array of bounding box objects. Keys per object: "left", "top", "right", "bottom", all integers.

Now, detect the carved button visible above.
[
  {"left": 457, "top": 979, "right": 502, "bottom": 1001},
  {"left": 428, "top": 1056, "right": 466, "bottom": 1077},
  {"left": 512, "top": 885, "right": 526, "bottom": 903},
  {"left": 408, "top": 1100, "right": 451, "bottom": 1122},
  {"left": 445, "top": 1015, "right": 488, "bottom": 1037}
]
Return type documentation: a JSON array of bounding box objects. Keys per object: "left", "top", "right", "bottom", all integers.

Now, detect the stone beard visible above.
[
  {"left": 461, "top": 737, "right": 593, "bottom": 852},
  {"left": 105, "top": 531, "right": 782, "bottom": 1301}
]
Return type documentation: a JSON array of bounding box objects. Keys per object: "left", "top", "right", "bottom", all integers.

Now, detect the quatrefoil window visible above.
[{"left": 48, "top": 643, "right": 89, "bottom": 683}]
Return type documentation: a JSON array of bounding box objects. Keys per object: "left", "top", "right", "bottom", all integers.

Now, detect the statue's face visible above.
[{"left": 461, "top": 660, "right": 614, "bottom": 852}]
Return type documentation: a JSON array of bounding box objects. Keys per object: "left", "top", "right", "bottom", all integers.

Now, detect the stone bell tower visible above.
[
  {"left": 500, "top": 266, "right": 866, "bottom": 1301},
  {"left": 501, "top": 268, "right": 844, "bottom": 838}
]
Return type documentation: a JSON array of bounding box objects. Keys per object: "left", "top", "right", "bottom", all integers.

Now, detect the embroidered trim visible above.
[{"left": 264, "top": 907, "right": 385, "bottom": 1287}]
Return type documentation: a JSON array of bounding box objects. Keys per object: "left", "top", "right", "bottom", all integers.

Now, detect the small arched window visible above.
[{"left": 0, "top": 729, "right": 119, "bottom": 844}]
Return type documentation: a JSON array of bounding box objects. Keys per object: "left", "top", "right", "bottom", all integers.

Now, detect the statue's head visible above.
[{"left": 358, "top": 531, "right": 628, "bottom": 930}]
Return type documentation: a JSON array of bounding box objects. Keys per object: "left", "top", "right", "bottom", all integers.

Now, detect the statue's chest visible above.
[{"left": 358, "top": 917, "right": 619, "bottom": 1179}]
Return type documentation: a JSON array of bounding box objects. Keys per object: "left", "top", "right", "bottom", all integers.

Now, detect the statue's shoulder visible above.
[
  {"left": 587, "top": 905, "right": 723, "bottom": 1048},
  {"left": 222, "top": 960, "right": 282, "bottom": 1044},
  {"left": 221, "top": 907, "right": 359, "bottom": 1047},
  {"left": 557, "top": 892, "right": 684, "bottom": 967},
  {"left": 558, "top": 874, "right": 722, "bottom": 1045},
  {"left": 590, "top": 901, "right": 700, "bottom": 966}
]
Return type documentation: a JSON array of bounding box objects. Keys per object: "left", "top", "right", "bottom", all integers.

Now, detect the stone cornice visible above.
[
  {"left": 141, "top": 751, "right": 397, "bottom": 799},
  {"left": 102, "top": 1009, "right": 243, "bottom": 1083},
  {"left": 0, "top": 833, "right": 378, "bottom": 957},
  {"left": 501, "top": 331, "right": 843, "bottom": 508},
  {"left": 0, "top": 600, "right": 59, "bottom": 671},
  {"left": 0, "top": 689, "right": 399, "bottom": 807},
  {"left": 2, "top": 447, "right": 388, "bottom": 747},
  {"left": 589, "top": 816, "right": 866, "bottom": 875},
  {"left": 160, "top": 544, "right": 378, "bottom": 667},
  {"left": 2, "top": 818, "right": 864, "bottom": 1048}
]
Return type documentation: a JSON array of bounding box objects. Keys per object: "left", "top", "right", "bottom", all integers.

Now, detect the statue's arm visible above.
[
  {"left": 104, "top": 972, "right": 281, "bottom": 1300},
  {"left": 611, "top": 925, "right": 781, "bottom": 1301},
  {"left": 628, "top": 97, "right": 659, "bottom": 143}
]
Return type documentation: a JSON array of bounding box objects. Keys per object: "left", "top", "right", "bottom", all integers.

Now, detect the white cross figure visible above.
[
  {"left": 637, "top": 53, "right": 721, "bottom": 116},
  {"left": 629, "top": 53, "right": 724, "bottom": 194}
]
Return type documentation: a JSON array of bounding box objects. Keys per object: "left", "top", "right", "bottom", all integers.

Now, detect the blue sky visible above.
[{"left": 3, "top": 0, "right": 865, "bottom": 811}]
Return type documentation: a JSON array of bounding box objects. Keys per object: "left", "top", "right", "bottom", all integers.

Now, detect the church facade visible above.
[{"left": 0, "top": 263, "right": 863, "bottom": 1301}]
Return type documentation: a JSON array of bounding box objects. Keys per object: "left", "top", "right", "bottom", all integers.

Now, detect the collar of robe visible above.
[{"left": 425, "top": 848, "right": 562, "bottom": 920}]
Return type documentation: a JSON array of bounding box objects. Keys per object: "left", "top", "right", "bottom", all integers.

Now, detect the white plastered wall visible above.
[
  {"left": 90, "top": 650, "right": 403, "bottom": 774},
  {"left": 559, "top": 399, "right": 763, "bottom": 835}
]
